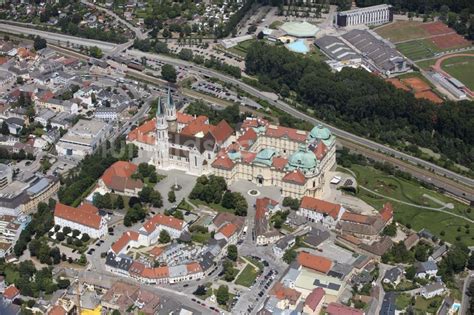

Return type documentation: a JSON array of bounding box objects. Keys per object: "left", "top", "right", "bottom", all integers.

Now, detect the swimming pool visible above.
[
  {"left": 452, "top": 302, "right": 461, "bottom": 312},
  {"left": 286, "top": 39, "right": 310, "bottom": 54}
]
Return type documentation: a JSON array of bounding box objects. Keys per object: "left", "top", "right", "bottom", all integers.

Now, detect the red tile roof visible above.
[
  {"left": 181, "top": 117, "right": 213, "bottom": 137},
  {"left": 176, "top": 112, "right": 196, "bottom": 125},
  {"left": 186, "top": 262, "right": 203, "bottom": 274},
  {"left": 211, "top": 155, "right": 234, "bottom": 170},
  {"left": 218, "top": 223, "right": 238, "bottom": 238},
  {"left": 380, "top": 203, "right": 393, "bottom": 223},
  {"left": 129, "top": 261, "right": 146, "bottom": 277},
  {"left": 54, "top": 203, "right": 102, "bottom": 229},
  {"left": 255, "top": 197, "right": 278, "bottom": 220},
  {"left": 271, "top": 282, "right": 301, "bottom": 305},
  {"left": 241, "top": 117, "right": 268, "bottom": 130},
  {"left": 272, "top": 157, "right": 288, "bottom": 170},
  {"left": 300, "top": 196, "right": 341, "bottom": 219},
  {"left": 241, "top": 151, "right": 257, "bottom": 164},
  {"left": 313, "top": 142, "right": 328, "bottom": 160},
  {"left": 237, "top": 128, "right": 257, "bottom": 149},
  {"left": 282, "top": 170, "right": 306, "bottom": 185},
  {"left": 127, "top": 119, "right": 156, "bottom": 145},
  {"left": 48, "top": 305, "right": 66, "bottom": 315},
  {"left": 141, "top": 266, "right": 169, "bottom": 279},
  {"left": 111, "top": 230, "right": 139, "bottom": 254},
  {"left": 341, "top": 212, "right": 372, "bottom": 225},
  {"left": 3, "top": 284, "right": 19, "bottom": 300},
  {"left": 143, "top": 214, "right": 185, "bottom": 234},
  {"left": 101, "top": 161, "right": 143, "bottom": 193},
  {"left": 326, "top": 302, "right": 364, "bottom": 315},
  {"left": 211, "top": 120, "right": 233, "bottom": 144},
  {"left": 148, "top": 246, "right": 165, "bottom": 257},
  {"left": 297, "top": 252, "right": 332, "bottom": 274},
  {"left": 305, "top": 287, "right": 325, "bottom": 311},
  {"left": 265, "top": 125, "right": 307, "bottom": 142}
]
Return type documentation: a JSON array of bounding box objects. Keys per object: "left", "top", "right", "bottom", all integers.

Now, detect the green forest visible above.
[{"left": 245, "top": 41, "right": 474, "bottom": 172}]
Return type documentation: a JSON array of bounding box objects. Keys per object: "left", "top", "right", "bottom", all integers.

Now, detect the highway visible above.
[
  {"left": 1, "top": 24, "right": 472, "bottom": 201},
  {"left": 128, "top": 49, "right": 474, "bottom": 201}
]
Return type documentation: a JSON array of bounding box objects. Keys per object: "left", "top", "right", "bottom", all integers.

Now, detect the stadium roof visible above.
[{"left": 280, "top": 21, "right": 319, "bottom": 37}]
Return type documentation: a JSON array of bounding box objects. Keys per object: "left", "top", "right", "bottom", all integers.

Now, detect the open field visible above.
[
  {"left": 345, "top": 164, "right": 474, "bottom": 246},
  {"left": 375, "top": 21, "right": 430, "bottom": 43},
  {"left": 440, "top": 55, "right": 474, "bottom": 90}
]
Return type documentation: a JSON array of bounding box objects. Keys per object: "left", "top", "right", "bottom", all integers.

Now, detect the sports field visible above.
[
  {"left": 440, "top": 55, "right": 474, "bottom": 90},
  {"left": 375, "top": 20, "right": 430, "bottom": 43},
  {"left": 396, "top": 39, "right": 440, "bottom": 60}
]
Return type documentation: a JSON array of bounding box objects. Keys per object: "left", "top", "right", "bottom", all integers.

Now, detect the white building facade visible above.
[{"left": 336, "top": 4, "right": 392, "bottom": 27}]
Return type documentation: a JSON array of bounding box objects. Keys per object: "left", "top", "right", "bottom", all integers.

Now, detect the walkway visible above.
[{"left": 340, "top": 167, "right": 473, "bottom": 223}]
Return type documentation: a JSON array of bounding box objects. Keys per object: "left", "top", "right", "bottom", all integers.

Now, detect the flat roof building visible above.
[
  {"left": 336, "top": 4, "right": 392, "bottom": 27},
  {"left": 56, "top": 119, "right": 111, "bottom": 158}
]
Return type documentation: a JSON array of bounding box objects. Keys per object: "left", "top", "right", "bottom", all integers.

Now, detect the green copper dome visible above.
[
  {"left": 286, "top": 146, "right": 317, "bottom": 171},
  {"left": 253, "top": 148, "right": 277, "bottom": 166},
  {"left": 308, "top": 124, "right": 331, "bottom": 140}
]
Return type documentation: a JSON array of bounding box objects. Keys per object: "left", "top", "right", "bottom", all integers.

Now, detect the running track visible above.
[{"left": 432, "top": 53, "right": 474, "bottom": 97}]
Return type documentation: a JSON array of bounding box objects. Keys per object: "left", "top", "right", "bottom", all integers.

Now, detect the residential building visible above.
[
  {"left": 326, "top": 302, "right": 364, "bottom": 315},
  {"left": 254, "top": 197, "right": 281, "bottom": 246},
  {"left": 415, "top": 261, "right": 438, "bottom": 279},
  {"left": 383, "top": 267, "right": 402, "bottom": 285},
  {"left": 297, "top": 196, "right": 345, "bottom": 228},
  {"left": 3, "top": 284, "right": 19, "bottom": 302},
  {"left": 0, "top": 164, "right": 12, "bottom": 189},
  {"left": 101, "top": 281, "right": 161, "bottom": 315},
  {"left": 303, "top": 287, "right": 325, "bottom": 314},
  {"left": 337, "top": 211, "right": 386, "bottom": 240},
  {"left": 429, "top": 244, "right": 448, "bottom": 261},
  {"left": 54, "top": 203, "right": 108, "bottom": 238},
  {"left": 421, "top": 282, "right": 445, "bottom": 299},
  {"left": 273, "top": 234, "right": 296, "bottom": 258},
  {"left": 56, "top": 119, "right": 111, "bottom": 158}
]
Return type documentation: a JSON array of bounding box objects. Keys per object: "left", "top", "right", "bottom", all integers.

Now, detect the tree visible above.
[
  {"left": 56, "top": 232, "right": 65, "bottom": 242},
  {"left": 57, "top": 278, "right": 70, "bottom": 289},
  {"left": 282, "top": 197, "right": 299, "bottom": 210},
  {"left": 72, "top": 229, "right": 80, "bottom": 238},
  {"left": 233, "top": 192, "right": 248, "bottom": 216},
  {"left": 216, "top": 285, "right": 229, "bottom": 305},
  {"left": 155, "top": 41, "right": 169, "bottom": 54},
  {"left": 114, "top": 195, "right": 124, "bottom": 209},
  {"left": 404, "top": 264, "right": 415, "bottom": 280},
  {"left": 221, "top": 191, "right": 234, "bottom": 209},
  {"left": 172, "top": 210, "right": 183, "bottom": 220},
  {"left": 383, "top": 223, "right": 397, "bottom": 237},
  {"left": 78, "top": 254, "right": 87, "bottom": 265},
  {"left": 50, "top": 247, "right": 61, "bottom": 264},
  {"left": 82, "top": 233, "right": 90, "bottom": 242},
  {"left": 33, "top": 36, "right": 47, "bottom": 51},
  {"left": 112, "top": 311, "right": 121, "bottom": 315},
  {"left": 159, "top": 230, "right": 171, "bottom": 244},
  {"left": 63, "top": 226, "right": 71, "bottom": 235},
  {"left": 227, "top": 245, "right": 238, "bottom": 262},
  {"left": 168, "top": 190, "right": 176, "bottom": 203},
  {"left": 89, "top": 46, "right": 103, "bottom": 58},
  {"left": 178, "top": 48, "right": 193, "bottom": 61},
  {"left": 161, "top": 64, "right": 177, "bottom": 83},
  {"left": 1, "top": 121, "right": 9, "bottom": 135},
  {"left": 193, "top": 285, "right": 207, "bottom": 296},
  {"left": 283, "top": 249, "right": 297, "bottom": 264}
]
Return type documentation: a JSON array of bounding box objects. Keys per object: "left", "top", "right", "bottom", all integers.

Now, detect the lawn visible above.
[
  {"left": 414, "top": 296, "right": 443, "bottom": 314},
  {"left": 375, "top": 21, "right": 429, "bottom": 43},
  {"left": 234, "top": 264, "right": 259, "bottom": 287},
  {"left": 243, "top": 256, "right": 264, "bottom": 271},
  {"left": 395, "top": 293, "right": 411, "bottom": 310},
  {"left": 441, "top": 55, "right": 474, "bottom": 90},
  {"left": 416, "top": 58, "right": 437, "bottom": 70},
  {"left": 344, "top": 164, "right": 474, "bottom": 246},
  {"left": 269, "top": 20, "right": 283, "bottom": 29},
  {"left": 189, "top": 198, "right": 234, "bottom": 213},
  {"left": 396, "top": 39, "right": 440, "bottom": 61},
  {"left": 228, "top": 39, "right": 256, "bottom": 57},
  {"left": 191, "top": 231, "right": 211, "bottom": 244}
]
